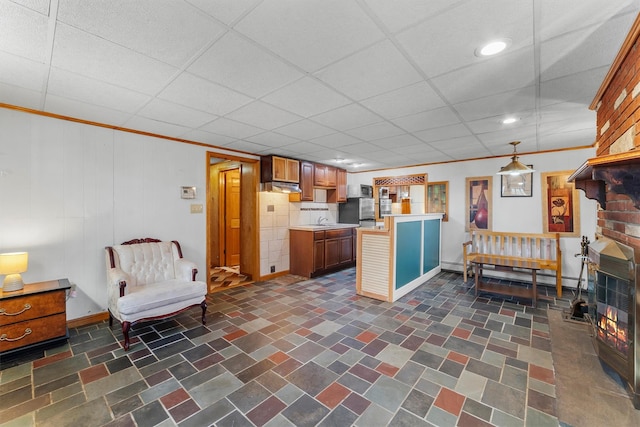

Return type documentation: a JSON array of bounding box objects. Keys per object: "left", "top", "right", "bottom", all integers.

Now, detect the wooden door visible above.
[{"left": 221, "top": 168, "right": 241, "bottom": 266}]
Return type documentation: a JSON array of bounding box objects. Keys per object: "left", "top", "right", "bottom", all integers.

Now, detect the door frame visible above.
[
  {"left": 206, "top": 152, "right": 260, "bottom": 285},
  {"left": 218, "top": 167, "right": 241, "bottom": 267}
]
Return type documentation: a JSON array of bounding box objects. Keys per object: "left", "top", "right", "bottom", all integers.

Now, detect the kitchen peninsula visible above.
[
  {"left": 289, "top": 223, "right": 359, "bottom": 278},
  {"left": 356, "top": 213, "right": 443, "bottom": 302}
]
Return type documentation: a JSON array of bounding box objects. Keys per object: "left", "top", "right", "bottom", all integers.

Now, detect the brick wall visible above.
[{"left": 593, "top": 17, "right": 640, "bottom": 257}]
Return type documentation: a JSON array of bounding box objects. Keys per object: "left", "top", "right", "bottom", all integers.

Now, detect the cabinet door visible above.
[
  {"left": 339, "top": 236, "right": 353, "bottom": 264},
  {"left": 286, "top": 158, "right": 300, "bottom": 183},
  {"left": 300, "top": 161, "right": 314, "bottom": 201},
  {"left": 336, "top": 168, "right": 347, "bottom": 202},
  {"left": 326, "top": 166, "right": 337, "bottom": 187},
  {"left": 324, "top": 238, "right": 340, "bottom": 268},
  {"left": 314, "top": 164, "right": 327, "bottom": 186},
  {"left": 313, "top": 240, "right": 325, "bottom": 273},
  {"left": 272, "top": 156, "right": 288, "bottom": 181}
]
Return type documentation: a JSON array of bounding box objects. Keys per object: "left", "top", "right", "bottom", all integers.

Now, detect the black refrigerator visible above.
[{"left": 338, "top": 197, "right": 376, "bottom": 227}]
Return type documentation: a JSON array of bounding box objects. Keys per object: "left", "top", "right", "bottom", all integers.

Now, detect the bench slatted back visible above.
[{"left": 470, "top": 231, "right": 559, "bottom": 262}]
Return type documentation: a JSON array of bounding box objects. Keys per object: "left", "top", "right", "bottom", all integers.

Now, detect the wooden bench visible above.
[{"left": 462, "top": 231, "right": 563, "bottom": 298}]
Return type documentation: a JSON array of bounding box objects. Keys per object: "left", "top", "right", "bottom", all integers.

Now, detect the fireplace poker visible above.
[{"left": 570, "top": 236, "right": 589, "bottom": 319}]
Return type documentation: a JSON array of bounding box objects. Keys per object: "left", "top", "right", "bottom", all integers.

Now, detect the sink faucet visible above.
[{"left": 317, "top": 216, "right": 328, "bottom": 225}]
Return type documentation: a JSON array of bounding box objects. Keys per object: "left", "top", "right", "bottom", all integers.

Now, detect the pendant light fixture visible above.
[{"left": 497, "top": 141, "right": 535, "bottom": 175}]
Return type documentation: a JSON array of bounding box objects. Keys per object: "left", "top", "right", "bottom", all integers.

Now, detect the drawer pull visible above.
[
  {"left": 0, "top": 328, "right": 32, "bottom": 342},
  {"left": 0, "top": 303, "right": 32, "bottom": 316}
]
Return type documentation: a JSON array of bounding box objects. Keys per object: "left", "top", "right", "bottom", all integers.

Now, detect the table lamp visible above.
[{"left": 0, "top": 252, "right": 29, "bottom": 292}]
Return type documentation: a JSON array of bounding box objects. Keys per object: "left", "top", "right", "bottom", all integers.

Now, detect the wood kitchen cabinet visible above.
[
  {"left": 0, "top": 279, "right": 71, "bottom": 355},
  {"left": 261, "top": 155, "right": 299, "bottom": 183},
  {"left": 313, "top": 164, "right": 336, "bottom": 187},
  {"left": 290, "top": 227, "right": 356, "bottom": 277},
  {"left": 299, "top": 161, "right": 314, "bottom": 201},
  {"left": 328, "top": 168, "right": 347, "bottom": 203}
]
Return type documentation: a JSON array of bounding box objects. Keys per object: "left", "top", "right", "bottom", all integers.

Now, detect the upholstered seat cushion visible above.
[{"left": 117, "top": 279, "right": 207, "bottom": 316}]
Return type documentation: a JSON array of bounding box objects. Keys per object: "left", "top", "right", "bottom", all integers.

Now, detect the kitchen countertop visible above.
[{"left": 289, "top": 223, "right": 359, "bottom": 231}]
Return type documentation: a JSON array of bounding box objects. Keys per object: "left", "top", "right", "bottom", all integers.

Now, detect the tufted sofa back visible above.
[{"left": 110, "top": 241, "right": 178, "bottom": 286}]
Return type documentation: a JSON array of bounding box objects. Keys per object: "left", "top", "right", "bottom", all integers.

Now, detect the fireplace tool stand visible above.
[{"left": 570, "top": 236, "right": 590, "bottom": 319}]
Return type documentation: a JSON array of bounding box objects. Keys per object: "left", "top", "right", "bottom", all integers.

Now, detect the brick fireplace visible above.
[{"left": 569, "top": 13, "right": 640, "bottom": 409}]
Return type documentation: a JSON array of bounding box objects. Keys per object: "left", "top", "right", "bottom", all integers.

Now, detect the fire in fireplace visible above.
[{"left": 587, "top": 236, "right": 638, "bottom": 408}]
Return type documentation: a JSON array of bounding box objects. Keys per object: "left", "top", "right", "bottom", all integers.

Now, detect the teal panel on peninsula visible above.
[
  {"left": 395, "top": 221, "right": 421, "bottom": 289},
  {"left": 423, "top": 219, "right": 440, "bottom": 273}
]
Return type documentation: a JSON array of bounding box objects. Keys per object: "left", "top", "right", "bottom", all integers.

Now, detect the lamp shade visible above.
[
  {"left": 0, "top": 252, "right": 28, "bottom": 292},
  {"left": 496, "top": 141, "right": 535, "bottom": 175}
]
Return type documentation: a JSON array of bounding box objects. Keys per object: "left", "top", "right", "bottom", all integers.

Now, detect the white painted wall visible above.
[
  {"left": 347, "top": 148, "right": 599, "bottom": 289},
  {"left": 0, "top": 108, "right": 249, "bottom": 319}
]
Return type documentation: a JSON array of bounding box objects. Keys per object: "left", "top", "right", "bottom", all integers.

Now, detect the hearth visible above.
[{"left": 586, "top": 236, "right": 639, "bottom": 408}]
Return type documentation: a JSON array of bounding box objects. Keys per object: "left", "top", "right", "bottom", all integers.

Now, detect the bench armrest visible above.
[{"left": 175, "top": 258, "right": 198, "bottom": 281}]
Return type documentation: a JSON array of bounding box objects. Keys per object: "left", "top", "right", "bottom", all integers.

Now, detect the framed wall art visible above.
[
  {"left": 465, "top": 176, "right": 492, "bottom": 231},
  {"left": 427, "top": 181, "right": 449, "bottom": 221},
  {"left": 541, "top": 170, "right": 580, "bottom": 236},
  {"left": 501, "top": 166, "right": 533, "bottom": 197}
]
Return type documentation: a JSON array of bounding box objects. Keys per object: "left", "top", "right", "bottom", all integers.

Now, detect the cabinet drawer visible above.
[
  {"left": 325, "top": 229, "right": 352, "bottom": 239},
  {"left": 314, "top": 231, "right": 325, "bottom": 240},
  {"left": 0, "top": 313, "right": 67, "bottom": 352},
  {"left": 0, "top": 291, "right": 66, "bottom": 326}
]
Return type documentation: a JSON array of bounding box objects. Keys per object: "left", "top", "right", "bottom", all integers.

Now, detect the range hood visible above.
[{"left": 263, "top": 182, "right": 301, "bottom": 193}]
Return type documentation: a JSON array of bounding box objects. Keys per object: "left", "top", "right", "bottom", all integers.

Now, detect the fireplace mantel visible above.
[{"left": 568, "top": 150, "right": 640, "bottom": 209}]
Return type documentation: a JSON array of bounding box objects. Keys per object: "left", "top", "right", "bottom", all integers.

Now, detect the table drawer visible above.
[
  {"left": 0, "top": 313, "right": 67, "bottom": 352},
  {"left": 0, "top": 290, "right": 66, "bottom": 326}
]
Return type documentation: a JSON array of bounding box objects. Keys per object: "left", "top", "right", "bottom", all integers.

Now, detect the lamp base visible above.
[{"left": 3, "top": 273, "right": 24, "bottom": 292}]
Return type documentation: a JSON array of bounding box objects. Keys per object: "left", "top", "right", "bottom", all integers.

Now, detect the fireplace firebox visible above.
[{"left": 587, "top": 236, "right": 639, "bottom": 408}]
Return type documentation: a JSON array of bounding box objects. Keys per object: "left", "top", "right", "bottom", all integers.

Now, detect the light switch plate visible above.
[{"left": 190, "top": 204, "right": 203, "bottom": 214}]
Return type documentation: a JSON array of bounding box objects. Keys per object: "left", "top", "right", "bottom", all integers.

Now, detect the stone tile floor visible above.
[{"left": 0, "top": 269, "right": 577, "bottom": 426}]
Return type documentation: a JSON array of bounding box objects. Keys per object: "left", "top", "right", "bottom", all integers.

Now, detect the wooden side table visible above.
[{"left": 0, "top": 279, "right": 71, "bottom": 355}]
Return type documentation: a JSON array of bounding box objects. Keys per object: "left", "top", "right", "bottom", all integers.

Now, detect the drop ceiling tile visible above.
[
  {"left": 48, "top": 68, "right": 150, "bottom": 113},
  {"left": 159, "top": 73, "right": 253, "bottom": 116},
  {"left": 52, "top": 24, "right": 179, "bottom": 94},
  {"left": 392, "top": 107, "right": 460, "bottom": 133},
  {"left": 188, "top": 32, "right": 303, "bottom": 98},
  {"left": 234, "top": 0, "right": 385, "bottom": 72},
  {"left": 180, "top": 129, "right": 235, "bottom": 147},
  {"left": 262, "top": 77, "right": 351, "bottom": 117},
  {"left": 138, "top": 98, "right": 217, "bottom": 128},
  {"left": 274, "top": 120, "right": 336, "bottom": 140},
  {"left": 276, "top": 141, "right": 327, "bottom": 156},
  {"left": 185, "top": 0, "right": 261, "bottom": 25},
  {"left": 389, "top": 143, "right": 436, "bottom": 156},
  {"left": 536, "top": 128, "right": 596, "bottom": 150},
  {"left": 310, "top": 103, "right": 382, "bottom": 131},
  {"left": 12, "top": 0, "right": 50, "bottom": 15},
  {"left": 200, "top": 117, "right": 263, "bottom": 139},
  {"left": 310, "top": 132, "right": 362, "bottom": 149},
  {"left": 338, "top": 142, "right": 384, "bottom": 155},
  {"left": 430, "top": 47, "right": 535, "bottom": 104},
  {"left": 346, "top": 121, "right": 405, "bottom": 140},
  {"left": 427, "top": 135, "right": 480, "bottom": 150},
  {"left": 371, "top": 133, "right": 423, "bottom": 149},
  {"left": 225, "top": 101, "right": 301, "bottom": 130},
  {"left": 414, "top": 124, "right": 473, "bottom": 143},
  {"left": 465, "top": 113, "right": 536, "bottom": 135},
  {"left": 363, "top": 0, "right": 458, "bottom": 33},
  {"left": 0, "top": 1, "right": 49, "bottom": 61},
  {"left": 57, "top": 0, "right": 225, "bottom": 67},
  {"left": 246, "top": 131, "right": 300, "bottom": 147},
  {"left": 452, "top": 86, "right": 536, "bottom": 122},
  {"left": 360, "top": 82, "right": 446, "bottom": 119},
  {"left": 122, "top": 115, "right": 192, "bottom": 138},
  {"left": 540, "top": 13, "right": 636, "bottom": 82},
  {"left": 539, "top": 67, "right": 609, "bottom": 107},
  {"left": 396, "top": 0, "right": 533, "bottom": 78},
  {"left": 538, "top": 103, "right": 595, "bottom": 124},
  {"left": 316, "top": 40, "right": 423, "bottom": 100},
  {"left": 475, "top": 126, "right": 538, "bottom": 153},
  {"left": 0, "top": 82, "right": 42, "bottom": 109},
  {"left": 224, "top": 140, "right": 270, "bottom": 153},
  {"left": 539, "top": 0, "right": 638, "bottom": 40},
  {"left": 0, "top": 52, "right": 46, "bottom": 92},
  {"left": 44, "top": 94, "right": 132, "bottom": 127}
]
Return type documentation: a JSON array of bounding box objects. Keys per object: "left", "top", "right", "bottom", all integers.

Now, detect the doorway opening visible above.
[{"left": 207, "top": 153, "right": 259, "bottom": 293}]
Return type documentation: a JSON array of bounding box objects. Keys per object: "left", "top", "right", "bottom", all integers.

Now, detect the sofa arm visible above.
[
  {"left": 107, "top": 268, "right": 134, "bottom": 297},
  {"left": 175, "top": 258, "right": 198, "bottom": 281}
]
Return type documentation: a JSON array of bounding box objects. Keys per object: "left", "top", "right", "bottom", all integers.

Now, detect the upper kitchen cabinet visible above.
[
  {"left": 261, "top": 155, "right": 300, "bottom": 183},
  {"left": 314, "top": 163, "right": 336, "bottom": 187},
  {"left": 327, "top": 168, "right": 347, "bottom": 203},
  {"left": 299, "top": 161, "right": 314, "bottom": 202}
]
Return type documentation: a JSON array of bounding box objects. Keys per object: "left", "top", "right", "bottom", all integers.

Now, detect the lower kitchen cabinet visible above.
[{"left": 290, "top": 227, "right": 357, "bottom": 278}]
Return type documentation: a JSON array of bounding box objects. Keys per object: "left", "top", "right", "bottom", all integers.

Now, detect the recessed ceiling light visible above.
[
  {"left": 334, "top": 157, "right": 346, "bottom": 163},
  {"left": 476, "top": 39, "right": 511, "bottom": 57},
  {"left": 502, "top": 117, "right": 518, "bottom": 124}
]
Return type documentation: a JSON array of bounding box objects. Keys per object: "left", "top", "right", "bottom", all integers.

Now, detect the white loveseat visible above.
[{"left": 105, "top": 238, "right": 207, "bottom": 350}]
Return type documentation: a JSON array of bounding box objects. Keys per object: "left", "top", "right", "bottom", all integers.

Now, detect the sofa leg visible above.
[
  {"left": 201, "top": 300, "right": 207, "bottom": 325},
  {"left": 122, "top": 321, "right": 131, "bottom": 351}
]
